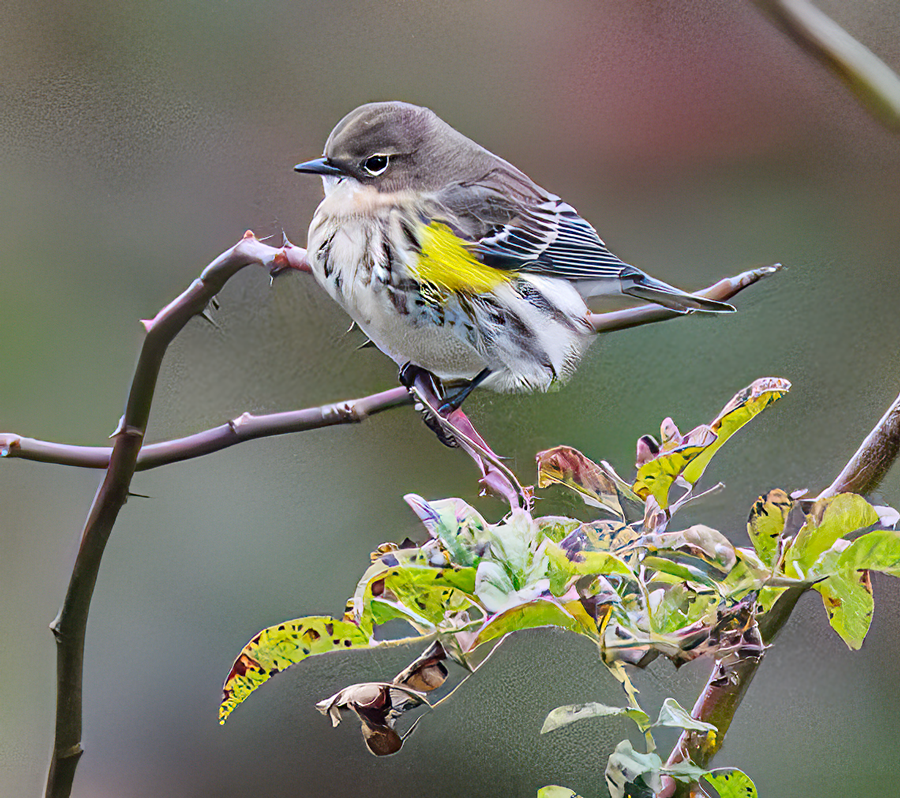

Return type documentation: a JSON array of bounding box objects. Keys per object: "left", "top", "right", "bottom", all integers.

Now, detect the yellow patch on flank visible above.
[{"left": 414, "top": 221, "right": 511, "bottom": 294}]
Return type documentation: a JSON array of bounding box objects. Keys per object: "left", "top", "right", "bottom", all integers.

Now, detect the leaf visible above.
[
  {"left": 815, "top": 569, "right": 874, "bottom": 649},
  {"left": 544, "top": 539, "right": 634, "bottom": 579},
  {"left": 746, "top": 488, "right": 792, "bottom": 567},
  {"left": 536, "top": 446, "right": 632, "bottom": 518},
  {"left": 636, "top": 525, "right": 738, "bottom": 577},
  {"left": 837, "top": 530, "right": 900, "bottom": 576},
  {"left": 356, "top": 563, "right": 479, "bottom": 633},
  {"left": 316, "top": 641, "right": 449, "bottom": 756},
  {"left": 785, "top": 494, "right": 880, "bottom": 579},
  {"left": 605, "top": 740, "right": 664, "bottom": 798},
  {"left": 475, "top": 560, "right": 546, "bottom": 613},
  {"left": 653, "top": 698, "right": 716, "bottom": 735},
  {"left": 487, "top": 509, "right": 544, "bottom": 588},
  {"left": 220, "top": 617, "right": 371, "bottom": 724},
  {"left": 541, "top": 702, "right": 651, "bottom": 734},
  {"left": 632, "top": 433, "right": 713, "bottom": 509},
  {"left": 471, "top": 599, "right": 599, "bottom": 649},
  {"left": 404, "top": 494, "right": 488, "bottom": 567},
  {"left": 632, "top": 378, "right": 790, "bottom": 509},
  {"left": 701, "top": 768, "right": 759, "bottom": 798},
  {"left": 537, "top": 787, "right": 583, "bottom": 798},
  {"left": 681, "top": 377, "right": 791, "bottom": 486}
]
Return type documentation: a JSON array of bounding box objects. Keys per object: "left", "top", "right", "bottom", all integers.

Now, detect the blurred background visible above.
[{"left": 2, "top": 1, "right": 899, "bottom": 796}]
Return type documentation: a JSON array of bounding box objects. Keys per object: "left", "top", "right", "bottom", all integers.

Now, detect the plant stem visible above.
[{"left": 43, "top": 233, "right": 305, "bottom": 798}]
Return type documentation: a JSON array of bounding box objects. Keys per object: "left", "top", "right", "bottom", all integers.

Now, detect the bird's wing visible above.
[
  {"left": 433, "top": 175, "right": 734, "bottom": 313},
  {"left": 434, "top": 178, "right": 631, "bottom": 281}
]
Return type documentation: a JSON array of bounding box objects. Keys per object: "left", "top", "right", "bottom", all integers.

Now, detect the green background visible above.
[{"left": 2, "top": 1, "right": 899, "bottom": 796}]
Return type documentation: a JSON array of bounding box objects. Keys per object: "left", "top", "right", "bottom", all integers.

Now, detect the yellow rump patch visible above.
[{"left": 415, "top": 221, "right": 511, "bottom": 294}]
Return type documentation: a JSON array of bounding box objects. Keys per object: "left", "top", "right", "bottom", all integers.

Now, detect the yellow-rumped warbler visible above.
[{"left": 295, "top": 101, "right": 733, "bottom": 405}]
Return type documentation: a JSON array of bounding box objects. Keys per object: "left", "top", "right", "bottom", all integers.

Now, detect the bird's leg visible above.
[
  {"left": 398, "top": 362, "right": 445, "bottom": 400},
  {"left": 438, "top": 369, "right": 492, "bottom": 414},
  {"left": 399, "top": 363, "right": 460, "bottom": 447}
]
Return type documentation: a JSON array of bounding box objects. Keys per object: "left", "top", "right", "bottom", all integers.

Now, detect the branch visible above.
[
  {"left": 588, "top": 264, "right": 781, "bottom": 333},
  {"left": 2, "top": 265, "right": 777, "bottom": 473},
  {"left": 1, "top": 388, "right": 411, "bottom": 471},
  {"left": 43, "top": 232, "right": 307, "bottom": 798},
  {"left": 658, "top": 385, "right": 900, "bottom": 796},
  {"left": 817, "top": 390, "right": 900, "bottom": 498},
  {"left": 753, "top": 0, "right": 900, "bottom": 132}
]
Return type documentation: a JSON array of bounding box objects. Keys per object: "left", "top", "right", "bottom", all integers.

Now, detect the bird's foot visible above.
[{"left": 438, "top": 368, "right": 492, "bottom": 414}]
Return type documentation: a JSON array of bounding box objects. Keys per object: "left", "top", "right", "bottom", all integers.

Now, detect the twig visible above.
[
  {"left": 2, "top": 265, "right": 776, "bottom": 473},
  {"left": 753, "top": 0, "right": 900, "bottom": 132},
  {"left": 588, "top": 264, "right": 781, "bottom": 333},
  {"left": 42, "top": 232, "right": 306, "bottom": 798},
  {"left": 1, "top": 388, "right": 412, "bottom": 471}
]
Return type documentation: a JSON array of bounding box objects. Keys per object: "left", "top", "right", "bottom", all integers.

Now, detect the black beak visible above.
[{"left": 294, "top": 157, "right": 345, "bottom": 176}]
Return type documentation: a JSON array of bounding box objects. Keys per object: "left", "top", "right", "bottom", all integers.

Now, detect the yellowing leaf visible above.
[
  {"left": 701, "top": 769, "right": 758, "bottom": 798},
  {"left": 537, "top": 787, "right": 583, "bottom": 798},
  {"left": 815, "top": 569, "right": 874, "bottom": 649},
  {"left": 220, "top": 617, "right": 371, "bottom": 724},
  {"left": 785, "top": 494, "right": 880, "bottom": 579},
  {"left": 632, "top": 378, "right": 790, "bottom": 509},
  {"left": 746, "top": 488, "right": 792, "bottom": 567},
  {"left": 471, "top": 599, "right": 600, "bottom": 649},
  {"left": 681, "top": 378, "right": 791, "bottom": 485}
]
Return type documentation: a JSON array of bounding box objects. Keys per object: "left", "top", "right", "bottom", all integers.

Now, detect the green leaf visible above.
[
  {"left": 357, "top": 564, "right": 479, "bottom": 632},
  {"left": 785, "top": 494, "right": 880, "bottom": 579},
  {"left": 537, "top": 787, "right": 583, "bottom": 798},
  {"left": 641, "top": 556, "right": 719, "bottom": 588},
  {"left": 746, "top": 488, "right": 792, "bottom": 567},
  {"left": 220, "top": 617, "right": 371, "bottom": 724},
  {"left": 653, "top": 698, "right": 717, "bottom": 735},
  {"left": 837, "top": 530, "right": 900, "bottom": 576},
  {"left": 404, "top": 494, "right": 488, "bottom": 567},
  {"left": 702, "top": 768, "right": 759, "bottom": 798},
  {"left": 471, "top": 599, "right": 600, "bottom": 649},
  {"left": 815, "top": 569, "right": 874, "bottom": 649},
  {"left": 487, "top": 509, "right": 547, "bottom": 589},
  {"left": 541, "top": 702, "right": 651, "bottom": 734}
]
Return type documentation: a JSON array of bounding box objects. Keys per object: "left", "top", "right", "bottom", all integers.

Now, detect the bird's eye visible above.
[{"left": 362, "top": 154, "right": 390, "bottom": 176}]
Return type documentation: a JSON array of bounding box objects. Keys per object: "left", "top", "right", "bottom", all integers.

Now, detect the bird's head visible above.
[{"left": 295, "top": 101, "right": 494, "bottom": 195}]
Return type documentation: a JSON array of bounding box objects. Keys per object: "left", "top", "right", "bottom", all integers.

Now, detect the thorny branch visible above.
[
  {"left": 1, "top": 264, "right": 778, "bottom": 473},
  {"left": 0, "top": 225, "right": 831, "bottom": 798},
  {"left": 39, "top": 232, "right": 307, "bottom": 798}
]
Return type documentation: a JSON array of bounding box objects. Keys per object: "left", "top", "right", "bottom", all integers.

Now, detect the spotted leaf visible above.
[{"left": 220, "top": 617, "right": 371, "bottom": 724}]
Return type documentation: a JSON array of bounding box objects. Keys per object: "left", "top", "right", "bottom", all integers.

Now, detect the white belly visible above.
[{"left": 305, "top": 182, "right": 594, "bottom": 392}]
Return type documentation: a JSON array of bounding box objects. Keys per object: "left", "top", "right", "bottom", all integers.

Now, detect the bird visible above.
[{"left": 295, "top": 101, "right": 733, "bottom": 409}]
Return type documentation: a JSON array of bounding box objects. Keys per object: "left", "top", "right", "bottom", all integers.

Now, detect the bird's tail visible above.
[{"left": 620, "top": 267, "right": 735, "bottom": 314}]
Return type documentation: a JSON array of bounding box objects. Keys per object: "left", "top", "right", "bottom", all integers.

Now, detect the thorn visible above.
[
  {"left": 127, "top": 491, "right": 151, "bottom": 499},
  {"left": 198, "top": 309, "right": 221, "bottom": 330},
  {"left": 140, "top": 319, "right": 153, "bottom": 332},
  {"left": 356, "top": 339, "right": 377, "bottom": 351},
  {"left": 211, "top": 296, "right": 221, "bottom": 311}
]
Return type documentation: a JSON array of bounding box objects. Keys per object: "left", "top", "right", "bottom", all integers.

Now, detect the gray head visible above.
[{"left": 295, "top": 101, "right": 503, "bottom": 193}]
